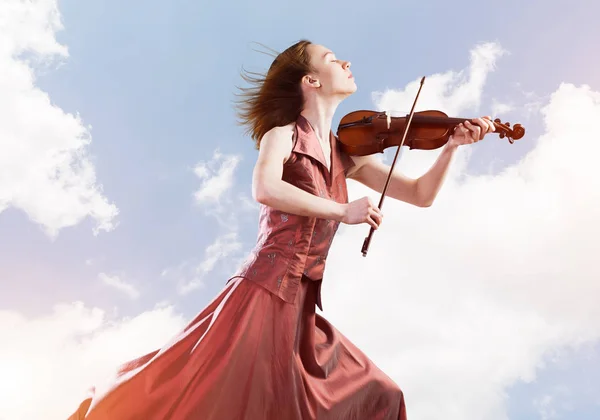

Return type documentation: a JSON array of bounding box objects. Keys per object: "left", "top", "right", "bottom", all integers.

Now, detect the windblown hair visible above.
[{"left": 235, "top": 40, "right": 314, "bottom": 149}]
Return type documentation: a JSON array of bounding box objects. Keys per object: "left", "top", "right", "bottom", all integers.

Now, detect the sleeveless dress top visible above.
[{"left": 234, "top": 114, "right": 355, "bottom": 310}]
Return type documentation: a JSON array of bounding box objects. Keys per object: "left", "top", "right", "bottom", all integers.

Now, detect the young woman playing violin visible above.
[{"left": 68, "top": 40, "right": 496, "bottom": 420}]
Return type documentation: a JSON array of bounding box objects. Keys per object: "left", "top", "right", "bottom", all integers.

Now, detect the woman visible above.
[{"left": 69, "top": 40, "right": 494, "bottom": 419}]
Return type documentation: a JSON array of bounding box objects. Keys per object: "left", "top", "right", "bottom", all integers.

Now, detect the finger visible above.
[
  {"left": 472, "top": 120, "right": 485, "bottom": 139},
  {"left": 369, "top": 200, "right": 383, "bottom": 219},
  {"left": 454, "top": 124, "right": 468, "bottom": 142},
  {"left": 456, "top": 123, "right": 468, "bottom": 135},
  {"left": 369, "top": 208, "right": 383, "bottom": 225},
  {"left": 367, "top": 209, "right": 378, "bottom": 224},
  {"left": 455, "top": 123, "right": 471, "bottom": 142},
  {"left": 473, "top": 118, "right": 486, "bottom": 130},
  {"left": 373, "top": 204, "right": 383, "bottom": 217},
  {"left": 472, "top": 118, "right": 487, "bottom": 140},
  {"left": 472, "top": 118, "right": 488, "bottom": 131},
  {"left": 366, "top": 215, "right": 378, "bottom": 230},
  {"left": 477, "top": 117, "right": 495, "bottom": 137},
  {"left": 464, "top": 121, "right": 481, "bottom": 142}
]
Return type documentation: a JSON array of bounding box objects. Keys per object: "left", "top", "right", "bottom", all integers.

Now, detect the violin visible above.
[
  {"left": 337, "top": 110, "right": 525, "bottom": 156},
  {"left": 336, "top": 77, "right": 526, "bottom": 257}
]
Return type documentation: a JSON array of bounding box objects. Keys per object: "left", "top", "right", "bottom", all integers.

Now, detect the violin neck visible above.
[
  {"left": 444, "top": 117, "right": 470, "bottom": 126},
  {"left": 411, "top": 115, "right": 469, "bottom": 128}
]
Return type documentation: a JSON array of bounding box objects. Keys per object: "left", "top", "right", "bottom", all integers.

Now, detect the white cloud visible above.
[
  {"left": 535, "top": 395, "right": 558, "bottom": 420},
  {"left": 322, "top": 43, "right": 600, "bottom": 420},
  {"left": 0, "top": 0, "right": 118, "bottom": 238},
  {"left": 170, "top": 149, "right": 249, "bottom": 294},
  {"left": 185, "top": 149, "right": 255, "bottom": 294},
  {"left": 192, "top": 148, "right": 257, "bottom": 232},
  {"left": 0, "top": 302, "right": 185, "bottom": 420},
  {"left": 533, "top": 386, "right": 573, "bottom": 420},
  {"left": 99, "top": 272, "right": 140, "bottom": 299},
  {"left": 373, "top": 42, "right": 506, "bottom": 117},
  {"left": 193, "top": 149, "right": 241, "bottom": 204},
  {"left": 161, "top": 231, "right": 243, "bottom": 295},
  {"left": 491, "top": 99, "right": 514, "bottom": 116}
]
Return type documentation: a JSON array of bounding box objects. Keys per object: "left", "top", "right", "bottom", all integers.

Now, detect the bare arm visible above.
[
  {"left": 252, "top": 124, "right": 347, "bottom": 221},
  {"left": 346, "top": 141, "right": 459, "bottom": 208}
]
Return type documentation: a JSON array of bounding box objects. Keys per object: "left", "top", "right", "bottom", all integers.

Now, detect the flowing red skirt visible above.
[{"left": 69, "top": 276, "right": 407, "bottom": 419}]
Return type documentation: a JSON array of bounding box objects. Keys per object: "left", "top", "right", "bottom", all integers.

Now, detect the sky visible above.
[{"left": 1, "top": 0, "right": 599, "bottom": 419}]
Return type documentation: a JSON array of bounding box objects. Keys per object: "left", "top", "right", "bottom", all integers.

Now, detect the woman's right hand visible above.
[{"left": 341, "top": 197, "right": 383, "bottom": 229}]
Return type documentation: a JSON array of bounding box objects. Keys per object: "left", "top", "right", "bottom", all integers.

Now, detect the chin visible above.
[
  {"left": 344, "top": 81, "right": 358, "bottom": 94},
  {"left": 333, "top": 83, "right": 357, "bottom": 99}
]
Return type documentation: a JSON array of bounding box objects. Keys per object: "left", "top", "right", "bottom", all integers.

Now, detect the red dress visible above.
[{"left": 69, "top": 115, "right": 407, "bottom": 420}]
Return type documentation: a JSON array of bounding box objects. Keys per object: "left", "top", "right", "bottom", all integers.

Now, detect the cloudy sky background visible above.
[{"left": 1, "top": 0, "right": 599, "bottom": 419}]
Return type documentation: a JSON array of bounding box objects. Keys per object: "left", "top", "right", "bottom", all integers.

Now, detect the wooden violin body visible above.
[{"left": 336, "top": 109, "right": 525, "bottom": 156}]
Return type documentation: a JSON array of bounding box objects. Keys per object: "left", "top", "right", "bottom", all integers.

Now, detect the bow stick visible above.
[{"left": 361, "top": 76, "right": 426, "bottom": 257}]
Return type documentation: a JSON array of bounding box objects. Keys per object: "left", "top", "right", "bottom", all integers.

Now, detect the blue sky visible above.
[{"left": 1, "top": 0, "right": 599, "bottom": 418}]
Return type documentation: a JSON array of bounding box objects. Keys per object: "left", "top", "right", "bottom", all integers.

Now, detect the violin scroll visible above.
[{"left": 493, "top": 118, "right": 525, "bottom": 144}]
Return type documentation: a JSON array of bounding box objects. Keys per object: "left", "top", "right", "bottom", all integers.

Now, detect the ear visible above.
[{"left": 302, "top": 74, "right": 321, "bottom": 88}]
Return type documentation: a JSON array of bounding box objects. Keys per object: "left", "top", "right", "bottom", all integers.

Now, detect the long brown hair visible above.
[{"left": 235, "top": 40, "right": 314, "bottom": 149}]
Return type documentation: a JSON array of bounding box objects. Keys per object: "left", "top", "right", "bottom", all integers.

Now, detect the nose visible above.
[{"left": 343, "top": 61, "right": 351, "bottom": 69}]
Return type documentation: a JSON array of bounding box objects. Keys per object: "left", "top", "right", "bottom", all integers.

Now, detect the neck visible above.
[{"left": 300, "top": 94, "right": 341, "bottom": 143}]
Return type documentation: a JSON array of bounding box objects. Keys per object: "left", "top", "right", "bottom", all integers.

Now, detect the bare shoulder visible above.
[{"left": 258, "top": 122, "right": 296, "bottom": 164}]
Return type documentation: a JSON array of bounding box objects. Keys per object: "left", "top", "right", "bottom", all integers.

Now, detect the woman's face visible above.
[{"left": 305, "top": 43, "right": 356, "bottom": 97}]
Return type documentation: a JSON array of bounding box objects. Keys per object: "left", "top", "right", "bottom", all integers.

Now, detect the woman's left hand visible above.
[{"left": 448, "top": 116, "right": 496, "bottom": 147}]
